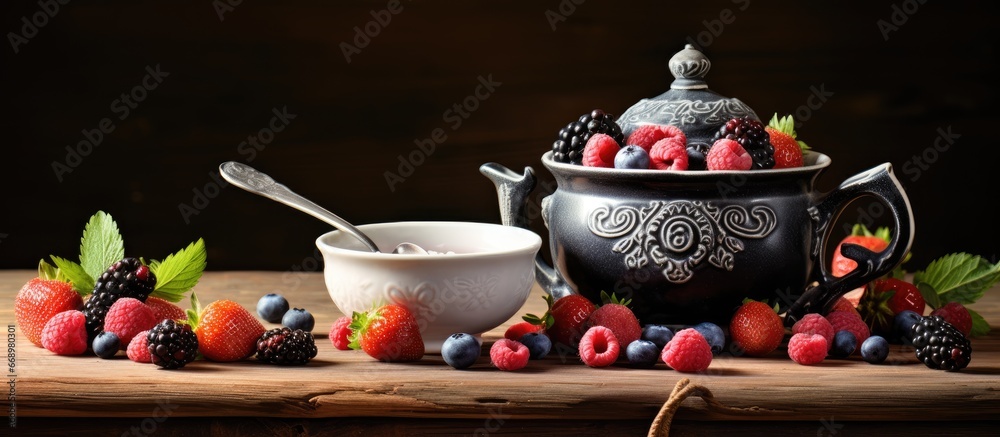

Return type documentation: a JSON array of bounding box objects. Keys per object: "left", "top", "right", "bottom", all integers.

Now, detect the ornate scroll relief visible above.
[
  {"left": 617, "top": 98, "right": 757, "bottom": 128},
  {"left": 588, "top": 201, "right": 776, "bottom": 283}
]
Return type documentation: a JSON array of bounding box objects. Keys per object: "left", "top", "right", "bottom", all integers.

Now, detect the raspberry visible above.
[
  {"left": 706, "top": 139, "right": 752, "bottom": 170},
  {"left": 578, "top": 326, "right": 620, "bottom": 368},
  {"left": 626, "top": 124, "right": 686, "bottom": 153},
  {"left": 145, "top": 297, "right": 187, "bottom": 322},
  {"left": 329, "top": 316, "right": 353, "bottom": 351},
  {"left": 490, "top": 339, "right": 530, "bottom": 371},
  {"left": 104, "top": 297, "right": 159, "bottom": 349},
  {"left": 649, "top": 137, "right": 689, "bottom": 170},
  {"left": 582, "top": 133, "right": 621, "bottom": 168},
  {"left": 787, "top": 333, "right": 827, "bottom": 365},
  {"left": 830, "top": 297, "right": 859, "bottom": 314},
  {"left": 661, "top": 328, "right": 712, "bottom": 373},
  {"left": 127, "top": 330, "right": 152, "bottom": 363},
  {"left": 826, "top": 310, "right": 870, "bottom": 347},
  {"left": 791, "top": 313, "right": 835, "bottom": 351},
  {"left": 40, "top": 310, "right": 88, "bottom": 356},
  {"left": 504, "top": 321, "right": 542, "bottom": 341}
]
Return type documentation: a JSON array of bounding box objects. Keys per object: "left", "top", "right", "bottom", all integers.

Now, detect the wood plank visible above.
[
  {"left": 4, "top": 270, "right": 1000, "bottom": 425},
  {"left": 12, "top": 417, "right": 1000, "bottom": 437}
]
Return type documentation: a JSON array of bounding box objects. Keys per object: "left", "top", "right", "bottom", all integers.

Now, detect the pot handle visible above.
[
  {"left": 479, "top": 163, "right": 575, "bottom": 300},
  {"left": 785, "top": 163, "right": 914, "bottom": 326}
]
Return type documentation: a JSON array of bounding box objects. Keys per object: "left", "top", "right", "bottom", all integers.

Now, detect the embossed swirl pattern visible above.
[
  {"left": 616, "top": 98, "right": 757, "bottom": 128},
  {"left": 588, "top": 200, "right": 776, "bottom": 283}
]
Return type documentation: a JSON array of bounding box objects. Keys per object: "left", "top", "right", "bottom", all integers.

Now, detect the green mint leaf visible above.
[
  {"left": 79, "top": 211, "right": 125, "bottom": 281},
  {"left": 49, "top": 255, "right": 93, "bottom": 297},
  {"left": 968, "top": 308, "right": 990, "bottom": 337},
  {"left": 150, "top": 238, "right": 207, "bottom": 302},
  {"left": 916, "top": 283, "right": 941, "bottom": 309},
  {"left": 913, "top": 253, "right": 1000, "bottom": 306}
]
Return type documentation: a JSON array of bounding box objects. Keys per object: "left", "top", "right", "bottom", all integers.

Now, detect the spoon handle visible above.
[{"left": 218, "top": 161, "right": 381, "bottom": 253}]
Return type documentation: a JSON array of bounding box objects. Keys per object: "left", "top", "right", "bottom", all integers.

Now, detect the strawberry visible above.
[
  {"left": 523, "top": 294, "right": 596, "bottom": 351},
  {"left": 349, "top": 303, "right": 425, "bottom": 362},
  {"left": 582, "top": 291, "right": 642, "bottom": 348},
  {"left": 832, "top": 224, "right": 891, "bottom": 303},
  {"left": 857, "top": 278, "right": 925, "bottom": 335},
  {"left": 504, "top": 321, "right": 542, "bottom": 341},
  {"left": 832, "top": 224, "right": 890, "bottom": 278},
  {"left": 765, "top": 113, "right": 809, "bottom": 169},
  {"left": 192, "top": 297, "right": 266, "bottom": 362},
  {"left": 15, "top": 261, "right": 84, "bottom": 347},
  {"left": 931, "top": 302, "right": 972, "bottom": 337},
  {"left": 145, "top": 296, "right": 187, "bottom": 322},
  {"left": 729, "top": 299, "right": 785, "bottom": 357}
]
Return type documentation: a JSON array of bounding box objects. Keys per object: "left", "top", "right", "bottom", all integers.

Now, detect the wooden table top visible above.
[{"left": 5, "top": 269, "right": 999, "bottom": 435}]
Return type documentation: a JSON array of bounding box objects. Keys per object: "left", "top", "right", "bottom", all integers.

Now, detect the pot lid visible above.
[{"left": 616, "top": 44, "right": 760, "bottom": 149}]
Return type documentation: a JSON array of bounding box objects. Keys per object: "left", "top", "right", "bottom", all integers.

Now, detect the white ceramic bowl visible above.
[{"left": 316, "top": 221, "right": 542, "bottom": 353}]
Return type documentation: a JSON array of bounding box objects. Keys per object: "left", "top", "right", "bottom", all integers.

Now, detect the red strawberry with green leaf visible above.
[
  {"left": 523, "top": 294, "right": 596, "bottom": 352},
  {"left": 190, "top": 294, "right": 266, "bottom": 362},
  {"left": 833, "top": 224, "right": 891, "bottom": 306},
  {"left": 729, "top": 298, "right": 785, "bottom": 357},
  {"left": 15, "top": 260, "right": 85, "bottom": 347},
  {"left": 349, "top": 303, "right": 425, "bottom": 362},
  {"left": 832, "top": 224, "right": 891, "bottom": 278},
  {"left": 857, "top": 277, "right": 925, "bottom": 334},
  {"left": 765, "top": 113, "right": 810, "bottom": 168},
  {"left": 582, "top": 291, "right": 641, "bottom": 348}
]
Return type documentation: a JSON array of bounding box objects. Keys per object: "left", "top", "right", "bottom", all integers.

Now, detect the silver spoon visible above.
[{"left": 218, "top": 161, "right": 428, "bottom": 255}]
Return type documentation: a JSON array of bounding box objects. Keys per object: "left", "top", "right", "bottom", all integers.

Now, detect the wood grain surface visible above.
[{"left": 4, "top": 270, "right": 999, "bottom": 435}]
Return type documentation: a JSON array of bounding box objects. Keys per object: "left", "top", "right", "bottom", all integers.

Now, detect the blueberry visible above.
[
  {"left": 829, "top": 330, "right": 857, "bottom": 358},
  {"left": 441, "top": 333, "right": 481, "bottom": 369},
  {"left": 693, "top": 322, "right": 725, "bottom": 355},
  {"left": 892, "top": 310, "right": 923, "bottom": 344},
  {"left": 257, "top": 293, "right": 290, "bottom": 324},
  {"left": 641, "top": 324, "right": 674, "bottom": 350},
  {"left": 626, "top": 340, "right": 660, "bottom": 368},
  {"left": 282, "top": 308, "right": 315, "bottom": 332},
  {"left": 92, "top": 332, "right": 120, "bottom": 359},
  {"left": 520, "top": 332, "right": 552, "bottom": 360},
  {"left": 861, "top": 335, "right": 889, "bottom": 364},
  {"left": 614, "top": 145, "right": 651, "bottom": 169}
]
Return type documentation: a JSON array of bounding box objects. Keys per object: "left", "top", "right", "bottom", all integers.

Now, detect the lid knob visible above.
[{"left": 669, "top": 44, "right": 710, "bottom": 90}]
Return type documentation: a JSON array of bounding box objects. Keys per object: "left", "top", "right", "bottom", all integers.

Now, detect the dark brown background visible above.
[{"left": 1, "top": 0, "right": 997, "bottom": 274}]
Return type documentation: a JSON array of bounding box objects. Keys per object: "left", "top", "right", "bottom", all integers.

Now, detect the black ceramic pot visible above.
[{"left": 481, "top": 151, "right": 914, "bottom": 326}]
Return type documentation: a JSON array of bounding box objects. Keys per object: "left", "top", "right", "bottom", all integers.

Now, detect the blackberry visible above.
[
  {"left": 255, "top": 327, "right": 318, "bottom": 365},
  {"left": 82, "top": 258, "right": 157, "bottom": 341},
  {"left": 713, "top": 117, "right": 775, "bottom": 169},
  {"left": 912, "top": 316, "right": 972, "bottom": 371},
  {"left": 551, "top": 109, "right": 625, "bottom": 164},
  {"left": 147, "top": 319, "right": 199, "bottom": 369}
]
